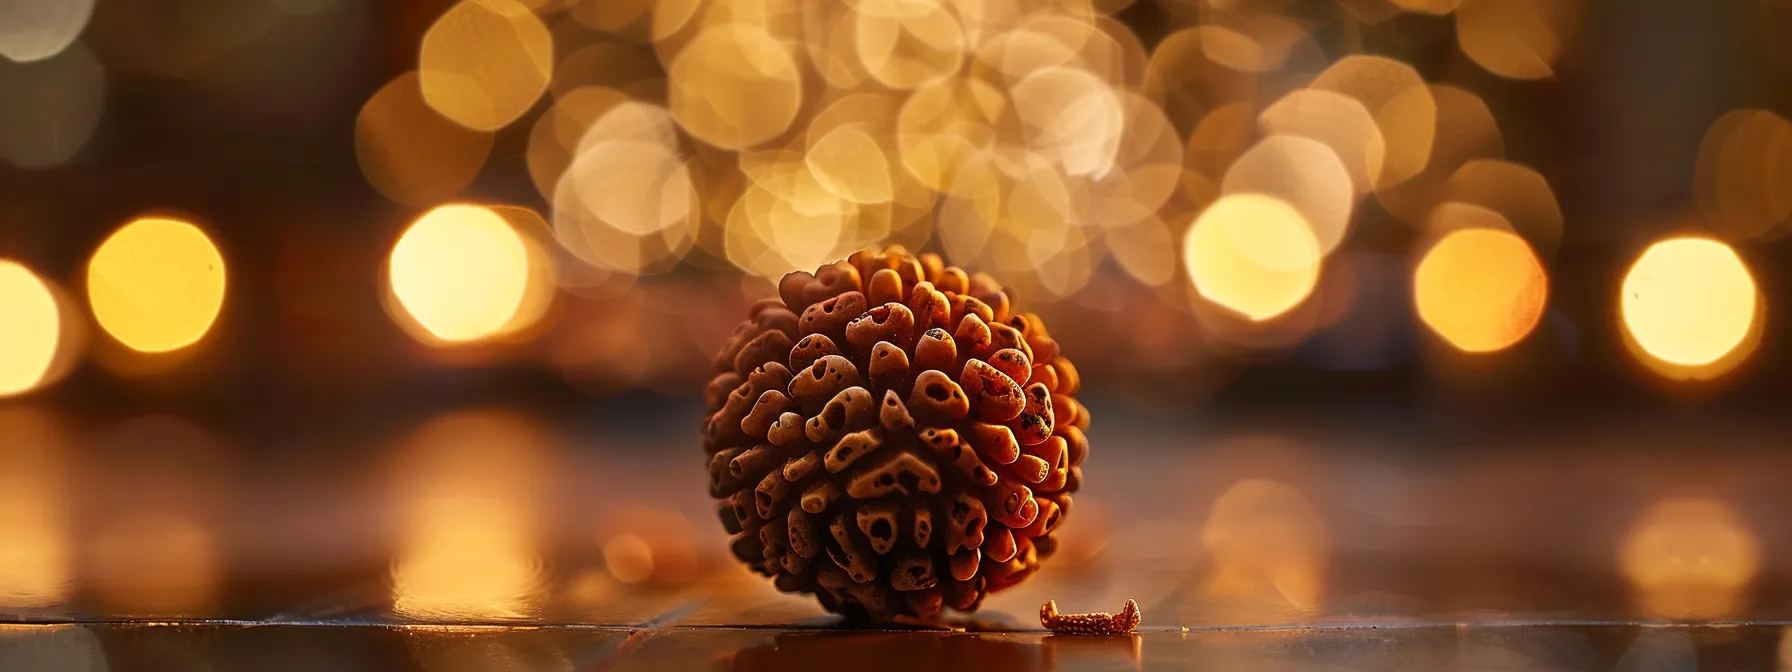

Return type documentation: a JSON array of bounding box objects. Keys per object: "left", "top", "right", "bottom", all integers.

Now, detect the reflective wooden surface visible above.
[{"left": 3, "top": 399, "right": 1791, "bottom": 669}]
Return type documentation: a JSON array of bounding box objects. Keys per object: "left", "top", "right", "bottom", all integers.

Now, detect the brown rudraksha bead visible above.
[{"left": 702, "top": 247, "right": 1090, "bottom": 622}]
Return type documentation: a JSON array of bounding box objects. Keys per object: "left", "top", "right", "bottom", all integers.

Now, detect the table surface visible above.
[{"left": 2, "top": 399, "right": 1790, "bottom": 669}]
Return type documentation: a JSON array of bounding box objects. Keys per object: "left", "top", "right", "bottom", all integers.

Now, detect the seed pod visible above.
[{"left": 702, "top": 248, "right": 1090, "bottom": 622}]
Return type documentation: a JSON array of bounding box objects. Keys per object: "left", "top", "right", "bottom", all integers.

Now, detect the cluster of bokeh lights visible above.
[{"left": 0, "top": 0, "right": 1782, "bottom": 398}]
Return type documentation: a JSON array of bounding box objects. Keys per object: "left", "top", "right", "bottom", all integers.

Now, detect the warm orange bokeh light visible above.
[
  {"left": 390, "top": 411, "right": 551, "bottom": 621},
  {"left": 668, "top": 23, "right": 804, "bottom": 150},
  {"left": 1183, "top": 194, "right": 1322, "bottom": 322},
  {"left": 1221, "top": 135, "right": 1355, "bottom": 254},
  {"left": 418, "top": 0, "right": 553, "bottom": 131},
  {"left": 1619, "top": 498, "right": 1760, "bottom": 619},
  {"left": 388, "top": 204, "right": 533, "bottom": 345},
  {"left": 1200, "top": 479, "right": 1328, "bottom": 614},
  {"left": 357, "top": 71, "right": 494, "bottom": 207},
  {"left": 1308, "top": 55, "right": 1436, "bottom": 191},
  {"left": 86, "top": 217, "right": 227, "bottom": 354},
  {"left": 0, "top": 261, "right": 60, "bottom": 398},
  {"left": 1413, "top": 225, "right": 1548, "bottom": 353},
  {"left": 0, "top": 409, "right": 73, "bottom": 609},
  {"left": 1620, "top": 237, "right": 1758, "bottom": 371}
]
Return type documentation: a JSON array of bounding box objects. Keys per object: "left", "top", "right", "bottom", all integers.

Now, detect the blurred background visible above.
[{"left": 4, "top": 0, "right": 1792, "bottom": 655}]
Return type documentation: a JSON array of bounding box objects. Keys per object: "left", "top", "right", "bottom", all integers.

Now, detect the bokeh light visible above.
[
  {"left": 86, "top": 217, "right": 228, "bottom": 354},
  {"left": 418, "top": 0, "right": 553, "bottom": 131},
  {"left": 595, "top": 506, "right": 701, "bottom": 587},
  {"left": 387, "top": 204, "right": 533, "bottom": 345},
  {"left": 1257, "top": 88, "right": 1386, "bottom": 195},
  {"left": 668, "top": 24, "right": 803, "bottom": 149},
  {"left": 1199, "top": 479, "right": 1328, "bottom": 614},
  {"left": 1308, "top": 55, "right": 1435, "bottom": 191},
  {"left": 1693, "top": 110, "right": 1792, "bottom": 243},
  {"left": 1620, "top": 237, "right": 1758, "bottom": 374},
  {"left": 553, "top": 101, "right": 699, "bottom": 275},
  {"left": 356, "top": 71, "right": 494, "bottom": 207},
  {"left": 0, "top": 0, "right": 95, "bottom": 63},
  {"left": 1373, "top": 85, "right": 1504, "bottom": 225},
  {"left": 390, "top": 411, "right": 551, "bottom": 621},
  {"left": 854, "top": 0, "right": 967, "bottom": 89},
  {"left": 1183, "top": 194, "right": 1322, "bottom": 322},
  {"left": 1456, "top": 0, "right": 1581, "bottom": 80},
  {"left": 0, "top": 42, "right": 103, "bottom": 169},
  {"left": 1413, "top": 223, "right": 1548, "bottom": 353},
  {"left": 0, "top": 261, "right": 60, "bottom": 398},
  {"left": 0, "top": 409, "right": 73, "bottom": 609},
  {"left": 1221, "top": 135, "right": 1355, "bottom": 254},
  {"left": 1443, "top": 159, "right": 1565, "bottom": 255},
  {"left": 1620, "top": 498, "right": 1760, "bottom": 619}
]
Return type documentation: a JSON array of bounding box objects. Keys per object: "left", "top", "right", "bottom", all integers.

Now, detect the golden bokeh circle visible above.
[
  {"left": 418, "top": 0, "right": 554, "bottom": 131},
  {"left": 86, "top": 218, "right": 227, "bottom": 354},
  {"left": 1221, "top": 134, "right": 1355, "bottom": 254},
  {"left": 356, "top": 71, "right": 494, "bottom": 207},
  {"left": 1620, "top": 237, "right": 1758, "bottom": 370},
  {"left": 1413, "top": 226, "right": 1548, "bottom": 353},
  {"left": 1693, "top": 110, "right": 1792, "bottom": 243},
  {"left": 1309, "top": 55, "right": 1435, "bottom": 191},
  {"left": 668, "top": 23, "right": 804, "bottom": 149},
  {"left": 1183, "top": 193, "right": 1322, "bottom": 322},
  {"left": 0, "top": 261, "right": 61, "bottom": 397},
  {"left": 388, "top": 204, "right": 532, "bottom": 344}
]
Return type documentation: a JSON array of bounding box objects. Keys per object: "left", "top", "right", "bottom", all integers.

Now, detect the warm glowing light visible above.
[
  {"left": 86, "top": 218, "right": 226, "bottom": 354},
  {"left": 854, "top": 0, "right": 967, "bottom": 89},
  {"left": 1183, "top": 194, "right": 1322, "bottom": 322},
  {"left": 357, "top": 71, "right": 494, "bottom": 207},
  {"left": 1107, "top": 215, "right": 1176, "bottom": 286},
  {"left": 1196, "top": 15, "right": 1310, "bottom": 73},
  {"left": 525, "top": 85, "right": 629, "bottom": 202},
  {"left": 418, "top": 0, "right": 553, "bottom": 131},
  {"left": 552, "top": 102, "right": 700, "bottom": 275},
  {"left": 1011, "top": 66, "right": 1125, "bottom": 178},
  {"left": 1199, "top": 479, "right": 1328, "bottom": 612},
  {"left": 1620, "top": 498, "right": 1760, "bottom": 619},
  {"left": 1621, "top": 238, "right": 1758, "bottom": 368},
  {"left": 1222, "top": 135, "right": 1355, "bottom": 254},
  {"left": 1413, "top": 224, "right": 1548, "bottom": 353},
  {"left": 388, "top": 204, "right": 531, "bottom": 344},
  {"left": 1392, "top": 0, "right": 1463, "bottom": 13},
  {"left": 806, "top": 123, "right": 895, "bottom": 205},
  {"left": 1373, "top": 85, "right": 1504, "bottom": 225},
  {"left": 391, "top": 412, "right": 550, "bottom": 621},
  {"left": 1444, "top": 159, "right": 1565, "bottom": 255},
  {"left": 1309, "top": 55, "right": 1435, "bottom": 190},
  {"left": 1693, "top": 110, "right": 1792, "bottom": 243},
  {"left": 0, "top": 262, "right": 59, "bottom": 398},
  {"left": 0, "top": 0, "right": 94, "bottom": 63},
  {"left": 1257, "top": 88, "right": 1386, "bottom": 195},
  {"left": 486, "top": 206, "right": 558, "bottom": 339},
  {"left": 668, "top": 24, "right": 804, "bottom": 149},
  {"left": 0, "top": 42, "right": 103, "bottom": 169},
  {"left": 603, "top": 534, "right": 655, "bottom": 584},
  {"left": 1456, "top": 0, "right": 1580, "bottom": 80},
  {"left": 0, "top": 410, "right": 72, "bottom": 609}
]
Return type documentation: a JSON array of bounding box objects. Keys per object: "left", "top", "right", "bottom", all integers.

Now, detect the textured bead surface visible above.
[
  {"left": 1040, "top": 599, "right": 1140, "bottom": 635},
  {"left": 703, "top": 247, "right": 1090, "bottom": 622}
]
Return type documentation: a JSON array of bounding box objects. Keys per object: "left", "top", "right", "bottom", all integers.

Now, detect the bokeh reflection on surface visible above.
[
  {"left": 388, "top": 411, "right": 552, "bottom": 622},
  {"left": 4, "top": 0, "right": 1792, "bottom": 668}
]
